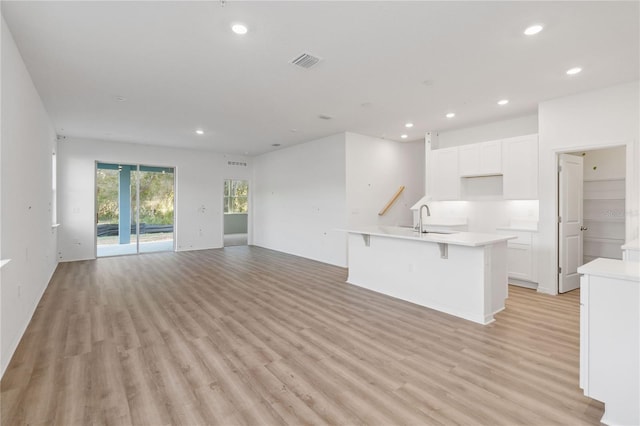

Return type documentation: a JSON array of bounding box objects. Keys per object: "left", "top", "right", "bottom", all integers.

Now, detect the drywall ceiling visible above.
[{"left": 2, "top": 1, "right": 638, "bottom": 155}]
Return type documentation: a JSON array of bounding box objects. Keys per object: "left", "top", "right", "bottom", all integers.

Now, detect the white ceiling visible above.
[{"left": 2, "top": 1, "right": 638, "bottom": 155}]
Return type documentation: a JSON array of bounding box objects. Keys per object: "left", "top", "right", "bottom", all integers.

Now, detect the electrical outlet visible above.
[{"left": 17, "top": 283, "right": 21, "bottom": 298}]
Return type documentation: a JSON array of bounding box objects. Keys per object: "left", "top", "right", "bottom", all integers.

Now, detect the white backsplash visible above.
[{"left": 421, "top": 200, "right": 539, "bottom": 233}]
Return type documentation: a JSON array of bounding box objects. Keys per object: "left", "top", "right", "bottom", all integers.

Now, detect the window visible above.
[{"left": 224, "top": 179, "right": 248, "bottom": 213}]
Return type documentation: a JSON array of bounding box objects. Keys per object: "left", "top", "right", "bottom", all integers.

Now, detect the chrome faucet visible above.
[{"left": 418, "top": 204, "right": 431, "bottom": 233}]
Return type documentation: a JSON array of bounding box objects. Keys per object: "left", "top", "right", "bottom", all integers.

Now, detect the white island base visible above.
[{"left": 346, "top": 227, "right": 512, "bottom": 325}]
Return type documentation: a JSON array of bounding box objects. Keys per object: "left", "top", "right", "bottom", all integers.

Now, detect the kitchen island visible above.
[{"left": 345, "top": 226, "right": 515, "bottom": 325}]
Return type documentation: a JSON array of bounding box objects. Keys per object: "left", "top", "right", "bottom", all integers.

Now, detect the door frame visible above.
[
  {"left": 554, "top": 141, "right": 633, "bottom": 293},
  {"left": 94, "top": 160, "right": 177, "bottom": 258},
  {"left": 221, "top": 177, "right": 251, "bottom": 247}
]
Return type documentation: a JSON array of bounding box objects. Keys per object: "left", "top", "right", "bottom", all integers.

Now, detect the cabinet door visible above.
[
  {"left": 430, "top": 147, "right": 459, "bottom": 200},
  {"left": 479, "top": 141, "right": 502, "bottom": 175},
  {"left": 459, "top": 144, "right": 480, "bottom": 177},
  {"left": 503, "top": 135, "right": 538, "bottom": 200},
  {"left": 507, "top": 244, "right": 533, "bottom": 280},
  {"left": 459, "top": 141, "right": 502, "bottom": 176}
]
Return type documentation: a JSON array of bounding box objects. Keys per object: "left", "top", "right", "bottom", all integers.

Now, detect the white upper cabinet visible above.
[
  {"left": 430, "top": 147, "right": 460, "bottom": 200},
  {"left": 427, "top": 134, "right": 539, "bottom": 202},
  {"left": 502, "top": 134, "right": 538, "bottom": 200},
  {"left": 458, "top": 144, "right": 480, "bottom": 176},
  {"left": 459, "top": 141, "right": 502, "bottom": 177}
]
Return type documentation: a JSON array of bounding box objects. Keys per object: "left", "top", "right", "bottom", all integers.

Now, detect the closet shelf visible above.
[
  {"left": 581, "top": 153, "right": 625, "bottom": 262},
  {"left": 583, "top": 197, "right": 626, "bottom": 201},
  {"left": 584, "top": 236, "right": 625, "bottom": 244},
  {"left": 584, "top": 217, "right": 625, "bottom": 223},
  {"left": 583, "top": 177, "right": 625, "bottom": 182}
]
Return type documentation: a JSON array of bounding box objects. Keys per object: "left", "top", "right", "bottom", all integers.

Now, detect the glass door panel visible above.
[
  {"left": 138, "top": 165, "right": 174, "bottom": 253},
  {"left": 96, "top": 162, "right": 137, "bottom": 257}
]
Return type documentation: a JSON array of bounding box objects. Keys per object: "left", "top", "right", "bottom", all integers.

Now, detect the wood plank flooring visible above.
[{"left": 1, "top": 246, "right": 603, "bottom": 425}]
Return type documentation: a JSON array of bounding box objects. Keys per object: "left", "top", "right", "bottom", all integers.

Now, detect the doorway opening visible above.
[
  {"left": 557, "top": 146, "right": 626, "bottom": 293},
  {"left": 223, "top": 179, "right": 248, "bottom": 247},
  {"left": 96, "top": 162, "right": 175, "bottom": 257}
]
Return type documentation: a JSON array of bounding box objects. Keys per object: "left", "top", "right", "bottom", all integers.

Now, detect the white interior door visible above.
[{"left": 558, "top": 153, "right": 584, "bottom": 293}]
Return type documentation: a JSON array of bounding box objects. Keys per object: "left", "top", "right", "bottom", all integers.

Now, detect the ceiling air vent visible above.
[{"left": 290, "top": 52, "right": 321, "bottom": 69}]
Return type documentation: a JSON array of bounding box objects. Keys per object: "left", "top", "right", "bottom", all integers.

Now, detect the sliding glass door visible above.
[
  {"left": 138, "top": 166, "right": 175, "bottom": 253},
  {"left": 96, "top": 162, "right": 174, "bottom": 257}
]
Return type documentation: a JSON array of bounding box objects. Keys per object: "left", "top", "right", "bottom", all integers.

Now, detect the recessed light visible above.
[
  {"left": 566, "top": 67, "right": 582, "bottom": 75},
  {"left": 497, "top": 99, "right": 509, "bottom": 106},
  {"left": 114, "top": 96, "right": 127, "bottom": 102},
  {"left": 231, "top": 23, "right": 248, "bottom": 35},
  {"left": 446, "top": 112, "right": 455, "bottom": 118},
  {"left": 524, "top": 25, "right": 543, "bottom": 36},
  {"left": 401, "top": 134, "right": 408, "bottom": 139},
  {"left": 272, "top": 143, "right": 281, "bottom": 147},
  {"left": 405, "top": 122, "right": 414, "bottom": 128},
  {"left": 195, "top": 129, "right": 204, "bottom": 135}
]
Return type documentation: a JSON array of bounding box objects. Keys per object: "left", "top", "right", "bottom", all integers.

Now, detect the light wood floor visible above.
[{"left": 1, "top": 246, "right": 603, "bottom": 425}]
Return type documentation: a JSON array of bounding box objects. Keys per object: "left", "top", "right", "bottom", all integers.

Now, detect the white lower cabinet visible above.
[
  {"left": 507, "top": 244, "right": 532, "bottom": 280},
  {"left": 497, "top": 229, "right": 538, "bottom": 287},
  {"left": 578, "top": 259, "right": 640, "bottom": 426}
]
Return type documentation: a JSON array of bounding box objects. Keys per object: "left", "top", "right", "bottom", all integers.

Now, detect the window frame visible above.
[{"left": 224, "top": 179, "right": 248, "bottom": 214}]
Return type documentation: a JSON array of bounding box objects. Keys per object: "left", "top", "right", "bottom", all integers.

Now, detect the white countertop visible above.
[
  {"left": 578, "top": 258, "right": 640, "bottom": 282},
  {"left": 343, "top": 226, "right": 515, "bottom": 247},
  {"left": 621, "top": 238, "right": 639, "bottom": 251}
]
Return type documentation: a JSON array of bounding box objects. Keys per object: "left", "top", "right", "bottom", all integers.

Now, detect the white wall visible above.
[
  {"left": 1, "top": 18, "right": 58, "bottom": 377},
  {"left": 345, "top": 133, "right": 424, "bottom": 228},
  {"left": 437, "top": 114, "right": 538, "bottom": 149},
  {"left": 252, "top": 134, "right": 347, "bottom": 267},
  {"left": 539, "top": 81, "right": 639, "bottom": 294},
  {"left": 577, "top": 145, "right": 626, "bottom": 181},
  {"left": 57, "top": 138, "right": 251, "bottom": 261}
]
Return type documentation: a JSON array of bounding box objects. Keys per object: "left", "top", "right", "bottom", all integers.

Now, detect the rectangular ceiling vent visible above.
[
  {"left": 290, "top": 52, "right": 321, "bottom": 69},
  {"left": 228, "top": 161, "right": 247, "bottom": 167}
]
